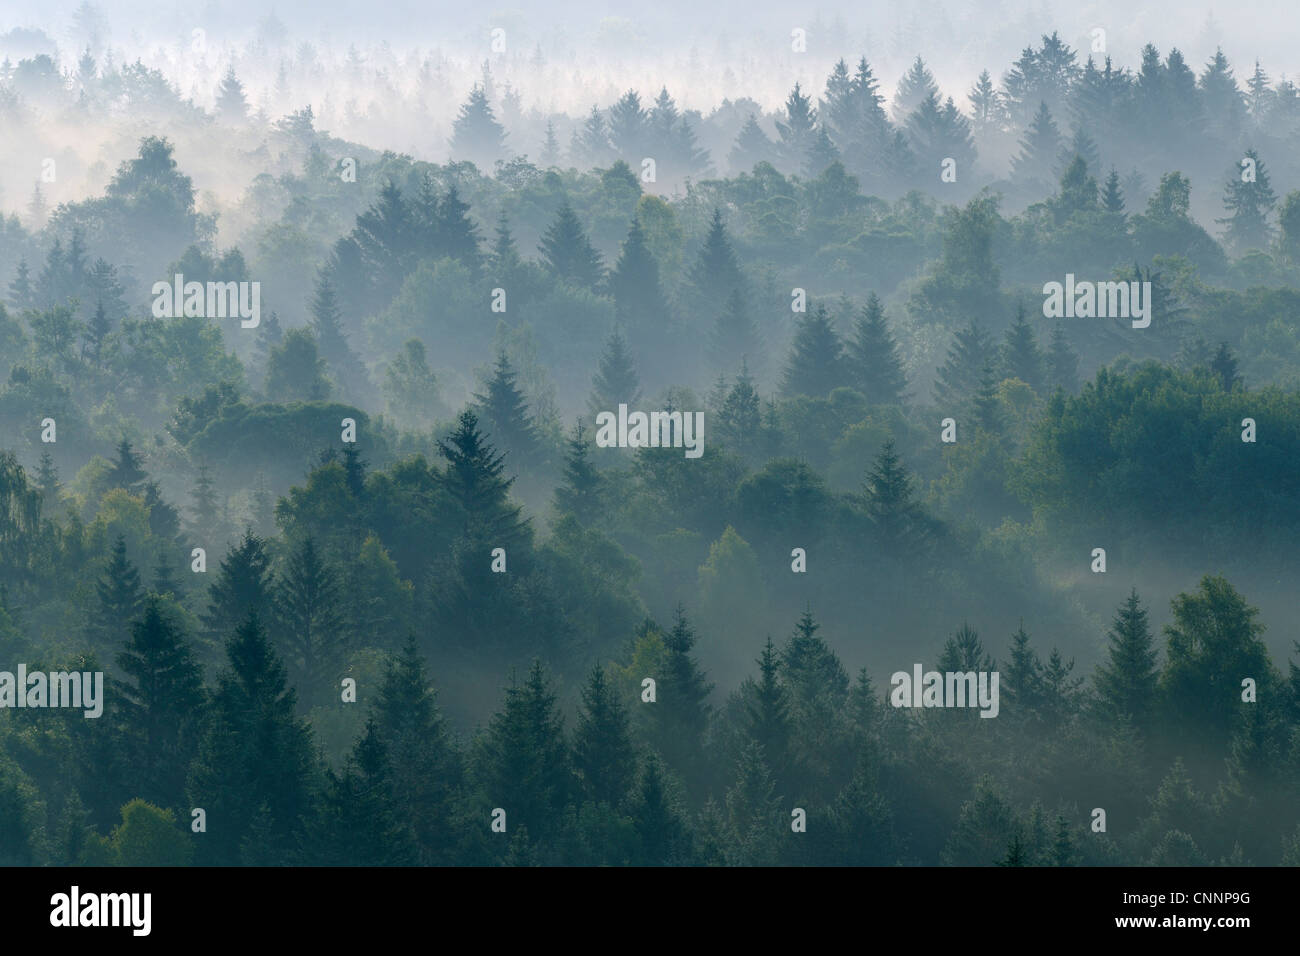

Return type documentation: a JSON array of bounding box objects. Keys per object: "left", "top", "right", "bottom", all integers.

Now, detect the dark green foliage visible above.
[{"left": 844, "top": 293, "right": 906, "bottom": 404}]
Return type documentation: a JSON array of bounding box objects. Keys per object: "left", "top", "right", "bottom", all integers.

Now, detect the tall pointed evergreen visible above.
[
  {"left": 553, "top": 419, "right": 603, "bottom": 524},
  {"left": 934, "top": 320, "right": 994, "bottom": 407},
  {"left": 539, "top": 202, "right": 604, "bottom": 290},
  {"left": 573, "top": 663, "right": 636, "bottom": 808},
  {"left": 708, "top": 287, "right": 763, "bottom": 378},
  {"left": 588, "top": 329, "right": 642, "bottom": 420},
  {"left": 845, "top": 293, "right": 907, "bottom": 404},
  {"left": 1001, "top": 304, "right": 1045, "bottom": 392},
  {"left": 782, "top": 305, "right": 843, "bottom": 398},
  {"left": 1093, "top": 589, "right": 1158, "bottom": 732},
  {"left": 474, "top": 350, "right": 540, "bottom": 468},
  {"left": 273, "top": 536, "right": 346, "bottom": 708}
]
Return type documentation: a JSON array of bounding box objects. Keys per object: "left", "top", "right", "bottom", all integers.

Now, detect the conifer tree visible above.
[
  {"left": 686, "top": 208, "right": 746, "bottom": 322},
  {"left": 539, "top": 202, "right": 604, "bottom": 290},
  {"left": 117, "top": 599, "right": 205, "bottom": 809},
  {"left": 1219, "top": 147, "right": 1277, "bottom": 250},
  {"left": 891, "top": 56, "right": 939, "bottom": 124},
  {"left": 609, "top": 216, "right": 669, "bottom": 339},
  {"left": 215, "top": 66, "right": 248, "bottom": 122},
  {"left": 972, "top": 363, "right": 1003, "bottom": 434},
  {"left": 437, "top": 410, "right": 530, "bottom": 546},
  {"left": 35, "top": 451, "right": 59, "bottom": 512},
  {"left": 371, "top": 635, "right": 461, "bottom": 864},
  {"left": 1101, "top": 167, "right": 1125, "bottom": 214},
  {"left": 573, "top": 663, "right": 636, "bottom": 808},
  {"left": 273, "top": 536, "right": 346, "bottom": 707},
  {"left": 474, "top": 660, "right": 570, "bottom": 845},
  {"left": 934, "top": 320, "right": 994, "bottom": 406},
  {"left": 844, "top": 293, "right": 907, "bottom": 404},
  {"left": 1046, "top": 324, "right": 1080, "bottom": 393},
  {"left": 1001, "top": 304, "right": 1045, "bottom": 392},
  {"left": 1210, "top": 341, "right": 1241, "bottom": 391},
  {"left": 630, "top": 754, "right": 690, "bottom": 865},
  {"left": 775, "top": 82, "right": 817, "bottom": 171},
  {"left": 310, "top": 273, "right": 366, "bottom": 399},
  {"left": 742, "top": 637, "right": 792, "bottom": 788},
  {"left": 554, "top": 420, "right": 603, "bottom": 524},
  {"left": 728, "top": 114, "right": 776, "bottom": 173},
  {"left": 187, "top": 615, "right": 314, "bottom": 865},
  {"left": 96, "top": 534, "right": 144, "bottom": 646},
  {"left": 782, "top": 305, "right": 843, "bottom": 398},
  {"left": 717, "top": 360, "right": 762, "bottom": 450},
  {"left": 1011, "top": 101, "right": 1062, "bottom": 186},
  {"left": 608, "top": 89, "right": 650, "bottom": 160},
  {"left": 107, "top": 438, "right": 147, "bottom": 492},
  {"left": 474, "top": 350, "right": 540, "bottom": 468},
  {"left": 266, "top": 328, "right": 331, "bottom": 402},
  {"left": 708, "top": 287, "right": 763, "bottom": 377},
  {"left": 1094, "top": 589, "right": 1158, "bottom": 731},
  {"left": 648, "top": 607, "right": 714, "bottom": 791},
  {"left": 190, "top": 462, "right": 219, "bottom": 533},
  {"left": 588, "top": 329, "right": 642, "bottom": 420},
  {"left": 450, "top": 85, "right": 508, "bottom": 168},
  {"left": 1004, "top": 623, "right": 1044, "bottom": 716},
  {"left": 861, "top": 439, "right": 927, "bottom": 557}
]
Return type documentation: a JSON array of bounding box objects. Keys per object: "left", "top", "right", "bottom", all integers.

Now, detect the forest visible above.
[{"left": 0, "top": 12, "right": 1298, "bottom": 866}]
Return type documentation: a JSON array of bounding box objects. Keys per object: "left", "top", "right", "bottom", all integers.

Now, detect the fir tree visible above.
[
  {"left": 1011, "top": 101, "right": 1062, "bottom": 186},
  {"left": 742, "top": 637, "right": 792, "bottom": 788},
  {"left": 709, "top": 288, "right": 763, "bottom": 377},
  {"left": 572, "top": 663, "right": 636, "bottom": 808},
  {"left": 539, "top": 202, "right": 604, "bottom": 290},
  {"left": 716, "top": 360, "right": 762, "bottom": 450},
  {"left": 554, "top": 420, "right": 603, "bottom": 524},
  {"left": 782, "top": 305, "right": 843, "bottom": 398},
  {"left": 775, "top": 82, "right": 817, "bottom": 171},
  {"left": 107, "top": 438, "right": 147, "bottom": 492},
  {"left": 588, "top": 329, "right": 642, "bottom": 420},
  {"left": 215, "top": 66, "right": 248, "bottom": 122},
  {"left": 844, "top": 293, "right": 907, "bottom": 404},
  {"left": 96, "top": 534, "right": 144, "bottom": 645},
  {"left": 1102, "top": 167, "right": 1125, "bottom": 214},
  {"left": 972, "top": 363, "right": 1003, "bottom": 434},
  {"left": 450, "top": 85, "right": 508, "bottom": 168},
  {"left": 686, "top": 208, "right": 746, "bottom": 322},
  {"left": 609, "top": 216, "right": 669, "bottom": 340},
  {"left": 1210, "top": 341, "right": 1241, "bottom": 391},
  {"left": 861, "top": 439, "right": 926, "bottom": 557},
  {"left": 310, "top": 272, "right": 365, "bottom": 398},
  {"left": 35, "top": 451, "right": 60, "bottom": 512},
  {"left": 728, "top": 114, "right": 776, "bottom": 173},
  {"left": 1046, "top": 324, "right": 1080, "bottom": 393},
  {"left": 1001, "top": 304, "right": 1045, "bottom": 392},
  {"left": 934, "top": 320, "right": 994, "bottom": 406},
  {"left": 631, "top": 754, "right": 689, "bottom": 865},
  {"left": 891, "top": 56, "right": 939, "bottom": 124},
  {"left": 1093, "top": 589, "right": 1158, "bottom": 731},
  {"left": 187, "top": 615, "right": 314, "bottom": 865},
  {"left": 273, "top": 536, "right": 346, "bottom": 707},
  {"left": 437, "top": 410, "right": 530, "bottom": 546},
  {"left": 540, "top": 120, "right": 560, "bottom": 167},
  {"left": 116, "top": 598, "right": 205, "bottom": 809},
  {"left": 266, "top": 328, "right": 331, "bottom": 402},
  {"left": 607, "top": 89, "right": 650, "bottom": 160},
  {"left": 648, "top": 608, "right": 714, "bottom": 792},
  {"left": 1219, "top": 147, "right": 1277, "bottom": 250},
  {"left": 474, "top": 350, "right": 540, "bottom": 468},
  {"left": 190, "top": 462, "right": 219, "bottom": 533}
]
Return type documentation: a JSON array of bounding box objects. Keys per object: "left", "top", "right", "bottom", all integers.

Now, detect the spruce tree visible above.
[
  {"left": 1003, "top": 623, "right": 1044, "bottom": 716},
  {"left": 1093, "top": 589, "right": 1158, "bottom": 731},
  {"left": 215, "top": 66, "right": 248, "bottom": 122},
  {"left": 1102, "top": 167, "right": 1125, "bottom": 213},
  {"left": 474, "top": 350, "right": 540, "bottom": 468},
  {"left": 686, "top": 208, "right": 746, "bottom": 322},
  {"left": 607, "top": 89, "right": 650, "bottom": 160},
  {"left": 844, "top": 293, "right": 907, "bottom": 404},
  {"left": 190, "top": 462, "right": 219, "bottom": 534},
  {"left": 861, "top": 439, "right": 925, "bottom": 556},
  {"left": 371, "top": 635, "right": 461, "bottom": 864},
  {"left": 1219, "top": 147, "right": 1277, "bottom": 250},
  {"left": 1001, "top": 304, "right": 1045, "bottom": 392},
  {"left": 742, "top": 637, "right": 792, "bottom": 788},
  {"left": 782, "top": 305, "right": 843, "bottom": 398},
  {"left": 708, "top": 287, "right": 763, "bottom": 377},
  {"left": 539, "top": 202, "right": 604, "bottom": 290},
  {"left": 572, "top": 663, "right": 636, "bottom": 808},
  {"left": 553, "top": 420, "right": 603, "bottom": 524},
  {"left": 716, "top": 360, "right": 762, "bottom": 450},
  {"left": 187, "top": 615, "right": 314, "bottom": 865},
  {"left": 1210, "top": 341, "right": 1241, "bottom": 391},
  {"left": 1011, "top": 101, "right": 1062, "bottom": 186},
  {"left": 972, "top": 363, "right": 1003, "bottom": 434},
  {"left": 631, "top": 754, "right": 689, "bottom": 865},
  {"left": 273, "top": 536, "right": 346, "bottom": 708},
  {"left": 728, "top": 114, "right": 776, "bottom": 173},
  {"left": 310, "top": 272, "right": 365, "bottom": 398},
  {"left": 116, "top": 598, "right": 205, "bottom": 809},
  {"left": 107, "top": 438, "right": 147, "bottom": 492},
  {"left": 96, "top": 534, "right": 144, "bottom": 646},
  {"left": 891, "top": 56, "right": 939, "bottom": 124},
  {"left": 588, "top": 329, "right": 642, "bottom": 420},
  {"left": 35, "top": 451, "right": 59, "bottom": 512},
  {"left": 437, "top": 410, "right": 530, "bottom": 545},
  {"left": 648, "top": 607, "right": 714, "bottom": 792},
  {"left": 1046, "top": 324, "right": 1080, "bottom": 393},
  {"left": 474, "top": 660, "right": 570, "bottom": 845},
  {"left": 449, "top": 85, "right": 508, "bottom": 168},
  {"left": 609, "top": 216, "right": 669, "bottom": 339},
  {"left": 934, "top": 320, "right": 994, "bottom": 407},
  {"left": 775, "top": 82, "right": 817, "bottom": 171}
]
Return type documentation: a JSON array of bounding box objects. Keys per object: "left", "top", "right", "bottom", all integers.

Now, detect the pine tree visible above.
[
  {"left": 450, "top": 85, "right": 508, "bottom": 168},
  {"left": 539, "top": 202, "right": 604, "bottom": 290},
  {"left": 588, "top": 329, "right": 642, "bottom": 420},
  {"left": 35, "top": 451, "right": 60, "bottom": 512},
  {"left": 1246, "top": 60, "right": 1272, "bottom": 125},
  {"left": 371, "top": 635, "right": 461, "bottom": 864},
  {"left": 96, "top": 534, "right": 144, "bottom": 646},
  {"left": 804, "top": 126, "right": 840, "bottom": 177},
  {"left": 609, "top": 216, "right": 669, "bottom": 341},
  {"left": 437, "top": 410, "right": 530, "bottom": 545},
  {"left": 553, "top": 420, "right": 603, "bottom": 524},
  {"left": 1219, "top": 147, "right": 1277, "bottom": 250},
  {"left": 782, "top": 305, "right": 843, "bottom": 398},
  {"left": 1046, "top": 324, "right": 1080, "bottom": 393},
  {"left": 742, "top": 637, "right": 792, "bottom": 788},
  {"left": 630, "top": 754, "right": 689, "bottom": 865},
  {"left": 107, "top": 438, "right": 147, "bottom": 492},
  {"left": 716, "top": 360, "right": 762, "bottom": 450},
  {"left": 1004, "top": 623, "right": 1044, "bottom": 716},
  {"left": 572, "top": 663, "right": 635, "bottom": 808},
  {"left": 190, "top": 462, "right": 219, "bottom": 534},
  {"left": 540, "top": 120, "right": 560, "bottom": 167},
  {"left": 968, "top": 69, "right": 1002, "bottom": 139},
  {"left": 861, "top": 439, "right": 926, "bottom": 557},
  {"left": 435, "top": 184, "right": 484, "bottom": 275},
  {"left": 273, "top": 536, "right": 346, "bottom": 707},
  {"left": 607, "top": 89, "right": 649, "bottom": 160},
  {"left": 215, "top": 66, "right": 248, "bottom": 122},
  {"left": 573, "top": 105, "right": 615, "bottom": 167},
  {"left": 474, "top": 350, "right": 540, "bottom": 468},
  {"left": 972, "top": 363, "right": 1003, "bottom": 434},
  {"left": 686, "top": 208, "right": 746, "bottom": 322},
  {"left": 474, "top": 660, "right": 570, "bottom": 845},
  {"left": 775, "top": 82, "right": 817, "bottom": 171},
  {"left": 1093, "top": 589, "right": 1158, "bottom": 731},
  {"left": 1011, "top": 101, "right": 1062, "bottom": 186},
  {"left": 844, "top": 293, "right": 907, "bottom": 404},
  {"left": 1001, "top": 304, "right": 1045, "bottom": 392},
  {"left": 116, "top": 598, "right": 205, "bottom": 809},
  {"left": 1210, "top": 341, "right": 1241, "bottom": 390},
  {"left": 310, "top": 272, "right": 365, "bottom": 398},
  {"left": 724, "top": 739, "right": 783, "bottom": 865},
  {"left": 937, "top": 622, "right": 994, "bottom": 673},
  {"left": 708, "top": 287, "right": 763, "bottom": 377},
  {"left": 728, "top": 114, "right": 776, "bottom": 173},
  {"left": 187, "top": 615, "right": 314, "bottom": 865},
  {"left": 648, "top": 607, "right": 714, "bottom": 791},
  {"left": 934, "top": 320, "right": 994, "bottom": 407},
  {"left": 1102, "top": 167, "right": 1125, "bottom": 214},
  {"left": 891, "top": 56, "right": 939, "bottom": 124}
]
